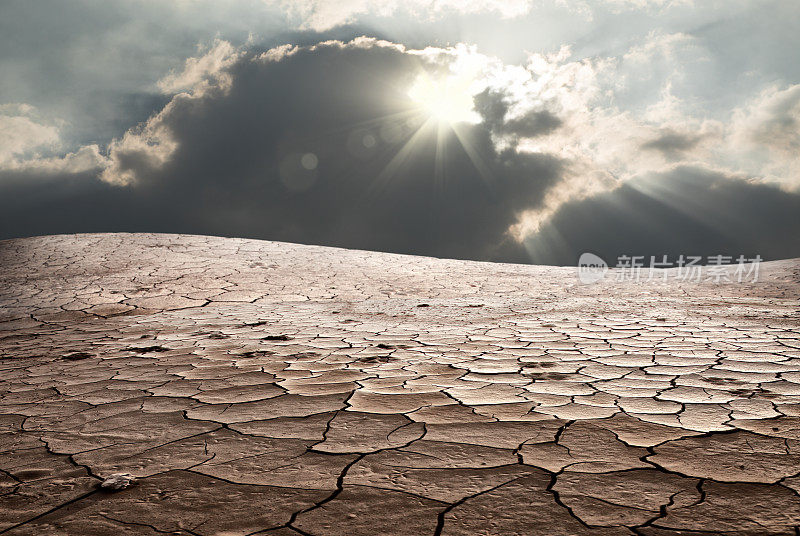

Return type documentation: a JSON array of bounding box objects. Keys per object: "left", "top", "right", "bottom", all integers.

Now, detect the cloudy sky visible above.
[{"left": 1, "top": 0, "right": 798, "bottom": 264}]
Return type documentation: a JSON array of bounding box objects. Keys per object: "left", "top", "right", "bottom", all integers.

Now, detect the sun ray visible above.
[
  {"left": 365, "top": 116, "right": 438, "bottom": 198},
  {"left": 449, "top": 121, "right": 496, "bottom": 190}
]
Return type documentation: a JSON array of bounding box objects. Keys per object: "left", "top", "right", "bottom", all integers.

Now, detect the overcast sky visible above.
[{"left": 1, "top": 0, "right": 798, "bottom": 264}]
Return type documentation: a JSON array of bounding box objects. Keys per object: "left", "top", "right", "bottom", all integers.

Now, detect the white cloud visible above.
[
  {"left": 101, "top": 96, "right": 183, "bottom": 185},
  {"left": 157, "top": 39, "right": 242, "bottom": 95},
  {"left": 271, "top": 0, "right": 702, "bottom": 31},
  {"left": 0, "top": 105, "right": 60, "bottom": 166},
  {"left": 10, "top": 144, "right": 109, "bottom": 175},
  {"left": 104, "top": 41, "right": 242, "bottom": 185},
  {"left": 732, "top": 84, "right": 800, "bottom": 155},
  {"left": 277, "top": 0, "right": 534, "bottom": 31},
  {"left": 727, "top": 84, "right": 800, "bottom": 189},
  {"left": 0, "top": 104, "right": 108, "bottom": 175},
  {"left": 1, "top": 40, "right": 241, "bottom": 183}
]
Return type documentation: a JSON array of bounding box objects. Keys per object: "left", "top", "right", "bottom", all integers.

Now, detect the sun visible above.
[
  {"left": 408, "top": 74, "right": 480, "bottom": 125},
  {"left": 370, "top": 68, "right": 492, "bottom": 193}
]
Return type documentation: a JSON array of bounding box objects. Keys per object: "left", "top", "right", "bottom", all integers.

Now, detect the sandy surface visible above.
[{"left": 1, "top": 233, "right": 799, "bottom": 535}]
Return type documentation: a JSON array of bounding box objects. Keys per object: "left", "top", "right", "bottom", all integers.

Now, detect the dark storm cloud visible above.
[
  {"left": 525, "top": 166, "right": 800, "bottom": 265},
  {"left": 0, "top": 168, "right": 131, "bottom": 239},
  {"left": 474, "top": 89, "right": 561, "bottom": 139},
  {"left": 641, "top": 131, "right": 702, "bottom": 159},
  {"left": 3, "top": 40, "right": 799, "bottom": 266},
  {"left": 0, "top": 42, "right": 564, "bottom": 263},
  {"left": 505, "top": 111, "right": 562, "bottom": 138}
]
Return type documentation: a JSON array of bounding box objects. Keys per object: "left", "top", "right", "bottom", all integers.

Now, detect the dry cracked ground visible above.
[{"left": 1, "top": 233, "right": 800, "bottom": 536}]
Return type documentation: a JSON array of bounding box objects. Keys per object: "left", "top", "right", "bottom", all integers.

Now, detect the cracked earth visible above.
[{"left": 1, "top": 233, "right": 799, "bottom": 535}]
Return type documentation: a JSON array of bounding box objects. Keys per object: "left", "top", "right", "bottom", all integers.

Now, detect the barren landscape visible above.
[{"left": 1, "top": 233, "right": 799, "bottom": 535}]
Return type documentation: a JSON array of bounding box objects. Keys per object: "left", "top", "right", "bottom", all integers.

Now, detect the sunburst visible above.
[{"left": 407, "top": 73, "right": 480, "bottom": 125}]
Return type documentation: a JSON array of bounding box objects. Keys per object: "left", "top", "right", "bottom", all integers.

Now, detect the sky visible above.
[{"left": 0, "top": 0, "right": 798, "bottom": 264}]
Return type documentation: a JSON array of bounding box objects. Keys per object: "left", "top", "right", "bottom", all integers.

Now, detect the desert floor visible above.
[{"left": 1, "top": 233, "right": 799, "bottom": 535}]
